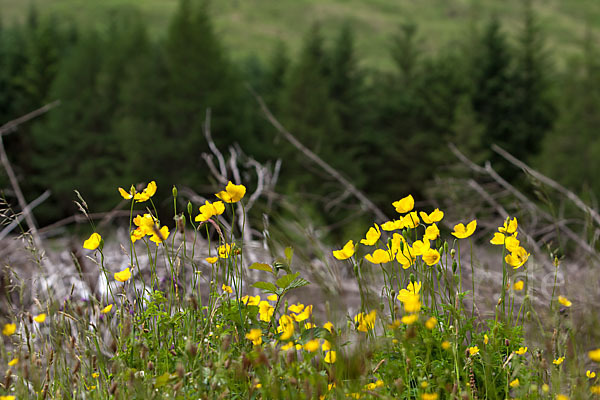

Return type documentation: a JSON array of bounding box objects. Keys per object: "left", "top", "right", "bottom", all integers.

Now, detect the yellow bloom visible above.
[
  {"left": 425, "top": 317, "right": 437, "bottom": 330},
  {"left": 401, "top": 212, "right": 420, "bottom": 229},
  {"left": 241, "top": 295, "right": 261, "bottom": 306},
  {"left": 558, "top": 296, "right": 572, "bottom": 307},
  {"left": 553, "top": 356, "right": 565, "bottom": 365},
  {"left": 381, "top": 220, "right": 403, "bottom": 231},
  {"left": 516, "top": 347, "right": 528, "bottom": 355},
  {"left": 468, "top": 346, "right": 479, "bottom": 356},
  {"left": 322, "top": 340, "right": 332, "bottom": 351},
  {"left": 0, "top": 396, "right": 16, "bottom": 400},
  {"left": 324, "top": 350, "right": 336, "bottom": 364},
  {"left": 422, "top": 248, "right": 440, "bottom": 266},
  {"left": 118, "top": 185, "right": 136, "bottom": 200},
  {"left": 304, "top": 339, "right": 320, "bottom": 352},
  {"left": 365, "top": 249, "right": 392, "bottom": 264},
  {"left": 222, "top": 284, "right": 233, "bottom": 294},
  {"left": 591, "top": 386, "right": 600, "bottom": 394},
  {"left": 361, "top": 224, "right": 381, "bottom": 246},
  {"left": 258, "top": 301, "right": 274, "bottom": 322},
  {"left": 396, "top": 245, "right": 416, "bottom": 269},
  {"left": 267, "top": 294, "right": 278, "bottom": 301},
  {"left": 195, "top": 200, "right": 225, "bottom": 222},
  {"left": 101, "top": 304, "right": 113, "bottom": 314},
  {"left": 590, "top": 349, "right": 600, "bottom": 362},
  {"left": 542, "top": 384, "right": 550, "bottom": 393},
  {"left": 555, "top": 395, "right": 569, "bottom": 400},
  {"left": 505, "top": 246, "right": 530, "bottom": 269},
  {"left": 114, "top": 267, "right": 132, "bottom": 282},
  {"left": 505, "top": 235, "right": 520, "bottom": 253},
  {"left": 442, "top": 341, "right": 451, "bottom": 350},
  {"left": 412, "top": 239, "right": 430, "bottom": 256},
  {"left": 134, "top": 181, "right": 157, "bottom": 202},
  {"left": 490, "top": 232, "right": 505, "bottom": 245},
  {"left": 424, "top": 223, "right": 440, "bottom": 240},
  {"left": 401, "top": 314, "right": 418, "bottom": 325},
  {"left": 366, "top": 380, "right": 384, "bottom": 390},
  {"left": 8, "top": 358, "right": 18, "bottom": 366},
  {"left": 484, "top": 334, "right": 489, "bottom": 345},
  {"left": 277, "top": 315, "right": 295, "bottom": 341},
  {"left": 216, "top": 181, "right": 246, "bottom": 203},
  {"left": 245, "top": 328, "right": 262, "bottom": 346},
  {"left": 587, "top": 370, "right": 596, "bottom": 378},
  {"left": 420, "top": 208, "right": 444, "bottom": 224},
  {"left": 281, "top": 341, "right": 295, "bottom": 351},
  {"left": 218, "top": 243, "right": 233, "bottom": 258},
  {"left": 291, "top": 305, "right": 312, "bottom": 322},
  {"left": 33, "top": 313, "right": 47, "bottom": 323},
  {"left": 333, "top": 240, "right": 355, "bottom": 260},
  {"left": 2, "top": 323, "right": 16, "bottom": 336},
  {"left": 401, "top": 293, "right": 421, "bottom": 313},
  {"left": 509, "top": 378, "right": 520, "bottom": 388},
  {"left": 149, "top": 225, "right": 170, "bottom": 245},
  {"left": 205, "top": 257, "right": 218, "bottom": 264},
  {"left": 393, "top": 195, "right": 414, "bottom": 214},
  {"left": 288, "top": 303, "right": 304, "bottom": 313},
  {"left": 397, "top": 281, "right": 421, "bottom": 302},
  {"left": 324, "top": 322, "right": 334, "bottom": 333},
  {"left": 499, "top": 217, "right": 518, "bottom": 235},
  {"left": 452, "top": 220, "right": 477, "bottom": 239},
  {"left": 514, "top": 281, "right": 524, "bottom": 291},
  {"left": 304, "top": 322, "right": 314, "bottom": 329},
  {"left": 92, "top": 372, "right": 99, "bottom": 378},
  {"left": 355, "top": 310, "right": 377, "bottom": 332},
  {"left": 421, "top": 394, "right": 438, "bottom": 400},
  {"left": 83, "top": 233, "right": 102, "bottom": 250}
]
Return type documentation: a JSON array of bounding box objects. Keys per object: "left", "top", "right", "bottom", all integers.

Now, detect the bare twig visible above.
[
  {"left": 249, "top": 86, "right": 389, "bottom": 223},
  {"left": 0, "top": 100, "right": 60, "bottom": 136},
  {"left": 203, "top": 109, "right": 228, "bottom": 182},
  {"left": 0, "top": 190, "right": 51, "bottom": 240}
]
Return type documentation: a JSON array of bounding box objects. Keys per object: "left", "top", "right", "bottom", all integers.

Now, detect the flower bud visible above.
[{"left": 187, "top": 201, "right": 193, "bottom": 217}]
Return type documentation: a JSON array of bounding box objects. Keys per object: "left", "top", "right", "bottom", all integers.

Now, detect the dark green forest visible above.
[{"left": 0, "top": 0, "right": 597, "bottom": 235}]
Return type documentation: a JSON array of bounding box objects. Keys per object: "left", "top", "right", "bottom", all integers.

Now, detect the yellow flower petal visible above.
[
  {"left": 452, "top": 220, "right": 477, "bottom": 239},
  {"left": 114, "top": 268, "right": 132, "bottom": 282},
  {"left": 101, "top": 304, "right": 113, "bottom": 314},
  {"left": 558, "top": 296, "right": 572, "bottom": 307},
  {"left": 216, "top": 181, "right": 246, "bottom": 203},
  {"left": 83, "top": 233, "right": 102, "bottom": 250},
  {"left": 33, "top": 313, "right": 47, "bottom": 323},
  {"left": 360, "top": 224, "right": 381, "bottom": 246},
  {"left": 393, "top": 195, "right": 414, "bottom": 214},
  {"left": 2, "top": 323, "right": 16, "bottom": 336},
  {"left": 333, "top": 240, "right": 355, "bottom": 260}
]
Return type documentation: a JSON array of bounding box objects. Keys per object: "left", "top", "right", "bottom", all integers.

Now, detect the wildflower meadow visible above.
[{"left": 1, "top": 179, "right": 600, "bottom": 400}]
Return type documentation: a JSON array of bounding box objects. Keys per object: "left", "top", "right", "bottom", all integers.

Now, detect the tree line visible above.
[{"left": 0, "top": 0, "right": 596, "bottom": 232}]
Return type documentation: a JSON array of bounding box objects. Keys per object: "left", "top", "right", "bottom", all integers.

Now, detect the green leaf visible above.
[
  {"left": 252, "top": 281, "right": 278, "bottom": 293},
  {"left": 284, "top": 246, "right": 294, "bottom": 264},
  {"left": 276, "top": 272, "right": 300, "bottom": 289},
  {"left": 155, "top": 372, "right": 171, "bottom": 388},
  {"left": 287, "top": 277, "right": 310, "bottom": 290},
  {"left": 249, "top": 262, "right": 273, "bottom": 273}
]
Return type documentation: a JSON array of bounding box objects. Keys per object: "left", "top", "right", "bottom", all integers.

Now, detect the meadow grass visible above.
[
  {"left": 1, "top": 180, "right": 599, "bottom": 399},
  {"left": 1, "top": 0, "right": 600, "bottom": 71}
]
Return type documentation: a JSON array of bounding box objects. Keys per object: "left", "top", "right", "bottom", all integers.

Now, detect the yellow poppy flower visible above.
[
  {"left": 589, "top": 348, "right": 600, "bottom": 362},
  {"left": 291, "top": 305, "right": 312, "bottom": 322},
  {"left": 2, "top": 323, "right": 16, "bottom": 336},
  {"left": 333, "top": 240, "right": 354, "bottom": 260},
  {"left": 8, "top": 358, "right": 18, "bottom": 367},
  {"left": 381, "top": 220, "right": 403, "bottom": 231},
  {"left": 401, "top": 212, "right": 420, "bottom": 229},
  {"left": 241, "top": 295, "right": 261, "bottom": 306},
  {"left": 468, "top": 346, "right": 479, "bottom": 356},
  {"left": 149, "top": 225, "right": 170, "bottom": 245},
  {"left": 553, "top": 356, "right": 565, "bottom": 365},
  {"left": 505, "top": 235, "right": 520, "bottom": 253},
  {"left": 419, "top": 208, "right": 444, "bottom": 224},
  {"left": 354, "top": 310, "right": 376, "bottom": 332},
  {"left": 509, "top": 378, "right": 520, "bottom": 388},
  {"left": 412, "top": 239, "right": 430, "bottom": 256},
  {"left": 101, "top": 304, "right": 113, "bottom": 314},
  {"left": 393, "top": 195, "right": 414, "bottom": 214},
  {"left": 558, "top": 296, "right": 572, "bottom": 307},
  {"left": 195, "top": 200, "right": 225, "bottom": 222},
  {"left": 516, "top": 347, "right": 528, "bottom": 355},
  {"left": 365, "top": 249, "right": 392, "bottom": 264},
  {"left": 114, "top": 268, "right": 132, "bottom": 282},
  {"left": 33, "top": 313, "right": 47, "bottom": 323},
  {"left": 505, "top": 246, "right": 530, "bottom": 269},
  {"left": 288, "top": 303, "right": 304, "bottom": 313},
  {"left": 401, "top": 293, "right": 421, "bottom": 313},
  {"left": 360, "top": 224, "right": 381, "bottom": 246},
  {"left": 422, "top": 394, "right": 438, "bottom": 400},
  {"left": 422, "top": 248, "right": 440, "bottom": 266},
  {"left": 397, "top": 281, "right": 421, "bottom": 302},
  {"left": 83, "top": 233, "right": 102, "bottom": 250},
  {"left": 304, "top": 339, "right": 320, "bottom": 352},
  {"left": 205, "top": 257, "right": 218, "bottom": 264},
  {"left": 218, "top": 243, "right": 232, "bottom": 258},
  {"left": 258, "top": 301, "right": 274, "bottom": 322},
  {"left": 216, "top": 181, "right": 246, "bottom": 203},
  {"left": 401, "top": 314, "right": 418, "bottom": 325},
  {"left": 277, "top": 315, "right": 295, "bottom": 341},
  {"left": 441, "top": 341, "right": 451, "bottom": 350},
  {"left": 424, "top": 223, "right": 440, "bottom": 240},
  {"left": 499, "top": 217, "right": 518, "bottom": 235},
  {"left": 587, "top": 370, "right": 596, "bottom": 378},
  {"left": 490, "top": 232, "right": 505, "bottom": 245},
  {"left": 452, "top": 220, "right": 477, "bottom": 239},
  {"left": 323, "top": 322, "right": 334, "bottom": 333},
  {"left": 222, "top": 284, "right": 233, "bottom": 294},
  {"left": 484, "top": 334, "right": 489, "bottom": 344},
  {"left": 245, "top": 328, "right": 262, "bottom": 346},
  {"left": 425, "top": 317, "right": 437, "bottom": 330},
  {"left": 324, "top": 350, "right": 336, "bottom": 363}
]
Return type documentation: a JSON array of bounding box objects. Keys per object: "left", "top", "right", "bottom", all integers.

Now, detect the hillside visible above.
[{"left": 1, "top": 0, "right": 599, "bottom": 70}]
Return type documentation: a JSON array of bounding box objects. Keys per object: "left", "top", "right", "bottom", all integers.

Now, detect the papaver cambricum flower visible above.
[
  {"left": 149, "top": 225, "right": 170, "bottom": 246},
  {"left": 291, "top": 305, "right": 312, "bottom": 322},
  {"left": 419, "top": 208, "right": 444, "bottom": 224},
  {"left": 2, "top": 323, "right": 16, "bottom": 336},
  {"left": 424, "top": 223, "right": 440, "bottom": 240},
  {"left": 277, "top": 315, "right": 295, "bottom": 341},
  {"left": 33, "top": 313, "right": 47, "bottom": 323},
  {"left": 114, "top": 267, "right": 132, "bottom": 282},
  {"left": 245, "top": 328, "right": 262, "bottom": 346},
  {"left": 218, "top": 243, "right": 233, "bottom": 258},
  {"left": 589, "top": 348, "right": 600, "bottom": 362},
  {"left": 505, "top": 246, "right": 530, "bottom": 269},
  {"left": 83, "top": 233, "right": 102, "bottom": 250},
  {"left": 118, "top": 181, "right": 157, "bottom": 202},
  {"left": 354, "top": 310, "right": 376, "bottom": 332},
  {"left": 216, "top": 181, "right": 246, "bottom": 203},
  {"left": 397, "top": 281, "right": 421, "bottom": 302},
  {"left": 422, "top": 248, "right": 440, "bottom": 266},
  {"left": 365, "top": 249, "right": 392, "bottom": 264},
  {"left": 393, "top": 195, "right": 414, "bottom": 214},
  {"left": 558, "top": 296, "right": 572, "bottom": 307},
  {"left": 499, "top": 217, "right": 518, "bottom": 235},
  {"left": 195, "top": 200, "right": 225, "bottom": 222},
  {"left": 333, "top": 240, "right": 354, "bottom": 260},
  {"left": 360, "top": 224, "right": 381, "bottom": 246},
  {"left": 324, "top": 350, "right": 336, "bottom": 363},
  {"left": 452, "top": 220, "right": 477, "bottom": 239},
  {"left": 258, "top": 301, "right": 274, "bottom": 322},
  {"left": 468, "top": 346, "right": 480, "bottom": 356}
]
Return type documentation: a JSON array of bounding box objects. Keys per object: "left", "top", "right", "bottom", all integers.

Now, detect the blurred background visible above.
[{"left": 1, "top": 0, "right": 600, "bottom": 244}]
